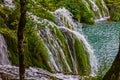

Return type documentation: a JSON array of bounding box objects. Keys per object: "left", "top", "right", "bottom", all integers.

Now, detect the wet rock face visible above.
[{"left": 0, "top": 34, "right": 10, "bottom": 65}]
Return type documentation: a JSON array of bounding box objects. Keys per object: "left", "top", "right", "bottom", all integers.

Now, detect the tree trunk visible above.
[
  {"left": 17, "top": 0, "right": 26, "bottom": 80},
  {"left": 103, "top": 43, "right": 120, "bottom": 80}
]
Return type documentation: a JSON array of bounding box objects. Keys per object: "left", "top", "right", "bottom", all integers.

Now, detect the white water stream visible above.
[
  {"left": 53, "top": 8, "right": 98, "bottom": 76},
  {"left": 60, "top": 27, "right": 98, "bottom": 76},
  {"left": 0, "top": 34, "right": 10, "bottom": 65},
  {"left": 82, "top": 0, "right": 110, "bottom": 21}
]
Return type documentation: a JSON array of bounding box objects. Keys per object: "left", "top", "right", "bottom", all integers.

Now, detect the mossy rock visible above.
[{"left": 74, "top": 37, "right": 91, "bottom": 75}]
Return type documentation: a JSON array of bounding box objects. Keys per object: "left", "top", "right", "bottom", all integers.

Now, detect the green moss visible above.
[
  {"left": 81, "top": 76, "right": 99, "bottom": 80},
  {"left": 65, "top": 0, "right": 81, "bottom": 21},
  {"left": 26, "top": 0, "right": 56, "bottom": 23},
  {"left": 78, "top": 0, "right": 94, "bottom": 24},
  {"left": 0, "top": 16, "right": 5, "bottom": 28},
  {"left": 65, "top": 0, "right": 94, "bottom": 24},
  {"left": 95, "top": 0, "right": 103, "bottom": 15},
  {"left": 50, "top": 76, "right": 58, "bottom": 80},
  {"left": 53, "top": 26, "right": 73, "bottom": 72},
  {"left": 26, "top": 32, "right": 51, "bottom": 71},
  {"left": 0, "top": 7, "right": 20, "bottom": 30},
  {"left": 74, "top": 37, "right": 90, "bottom": 75},
  {"left": 6, "top": 8, "right": 20, "bottom": 30},
  {"left": 53, "top": 26, "right": 66, "bottom": 45},
  {"left": 0, "top": 0, "right": 4, "bottom": 3}
]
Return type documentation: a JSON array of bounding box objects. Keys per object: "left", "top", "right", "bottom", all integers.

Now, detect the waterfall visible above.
[
  {"left": 39, "top": 26, "right": 72, "bottom": 72},
  {"left": 81, "top": 0, "right": 110, "bottom": 21},
  {"left": 88, "top": 0, "right": 102, "bottom": 19},
  {"left": 53, "top": 7, "right": 98, "bottom": 76},
  {"left": 60, "top": 27, "right": 98, "bottom": 76},
  {"left": 28, "top": 12, "right": 72, "bottom": 73},
  {"left": 94, "top": 0, "right": 110, "bottom": 22},
  {"left": 28, "top": 7, "right": 98, "bottom": 76},
  {"left": 0, "top": 34, "right": 10, "bottom": 65},
  {"left": 53, "top": 7, "right": 77, "bottom": 30}
]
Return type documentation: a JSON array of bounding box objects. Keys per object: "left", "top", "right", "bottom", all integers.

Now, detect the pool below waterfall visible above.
[{"left": 82, "top": 21, "right": 120, "bottom": 75}]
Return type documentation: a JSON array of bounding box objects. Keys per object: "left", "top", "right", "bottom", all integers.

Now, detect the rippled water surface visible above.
[{"left": 82, "top": 21, "right": 120, "bottom": 75}]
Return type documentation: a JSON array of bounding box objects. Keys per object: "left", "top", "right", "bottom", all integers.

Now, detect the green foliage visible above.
[
  {"left": 95, "top": 0, "right": 103, "bottom": 15},
  {"left": 6, "top": 8, "right": 20, "bottom": 30},
  {"left": 0, "top": 7, "right": 20, "bottom": 29},
  {"left": 0, "top": 7, "right": 11, "bottom": 28},
  {"left": 69, "top": 0, "right": 94, "bottom": 24},
  {"left": 26, "top": 0, "right": 56, "bottom": 23},
  {"left": 105, "top": 0, "right": 120, "bottom": 21},
  {"left": 65, "top": 0, "right": 81, "bottom": 21},
  {"left": 81, "top": 76, "right": 99, "bottom": 80},
  {"left": 31, "top": 0, "right": 94, "bottom": 24}
]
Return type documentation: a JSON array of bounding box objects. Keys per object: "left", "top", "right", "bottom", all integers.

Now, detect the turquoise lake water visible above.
[{"left": 82, "top": 21, "right": 120, "bottom": 75}]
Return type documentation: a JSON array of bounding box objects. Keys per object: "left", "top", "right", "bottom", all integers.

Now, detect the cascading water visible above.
[
  {"left": 60, "top": 27, "right": 98, "bottom": 76},
  {"left": 28, "top": 12, "right": 72, "bottom": 73},
  {"left": 53, "top": 7, "right": 98, "bottom": 76},
  {"left": 101, "top": 0, "right": 109, "bottom": 17},
  {"left": 0, "top": 34, "right": 10, "bottom": 65},
  {"left": 88, "top": 0, "right": 102, "bottom": 19},
  {"left": 94, "top": 0, "right": 110, "bottom": 22},
  {"left": 53, "top": 7, "right": 76, "bottom": 30},
  {"left": 82, "top": 0, "right": 110, "bottom": 21},
  {"left": 28, "top": 7, "right": 98, "bottom": 76}
]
